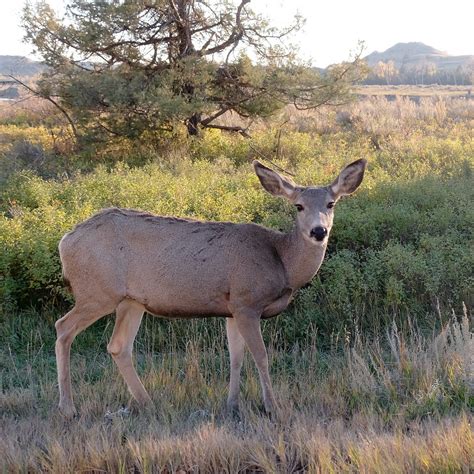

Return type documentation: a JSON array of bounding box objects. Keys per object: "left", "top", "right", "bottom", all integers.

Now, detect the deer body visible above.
[
  {"left": 60, "top": 209, "right": 326, "bottom": 319},
  {"left": 56, "top": 159, "right": 366, "bottom": 418}
]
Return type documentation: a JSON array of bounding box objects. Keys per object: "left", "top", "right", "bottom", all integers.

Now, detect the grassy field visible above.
[
  {"left": 1, "top": 309, "right": 472, "bottom": 472},
  {"left": 0, "top": 94, "right": 473, "bottom": 471},
  {"left": 356, "top": 85, "right": 473, "bottom": 97}
]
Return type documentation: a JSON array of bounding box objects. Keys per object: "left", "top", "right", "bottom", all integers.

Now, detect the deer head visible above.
[{"left": 254, "top": 159, "right": 367, "bottom": 244}]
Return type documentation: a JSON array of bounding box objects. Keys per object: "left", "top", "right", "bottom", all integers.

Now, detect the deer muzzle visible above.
[{"left": 310, "top": 226, "right": 328, "bottom": 241}]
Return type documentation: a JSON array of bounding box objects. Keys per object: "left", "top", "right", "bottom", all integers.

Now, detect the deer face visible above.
[
  {"left": 254, "top": 159, "right": 367, "bottom": 245},
  {"left": 292, "top": 186, "right": 336, "bottom": 244}
]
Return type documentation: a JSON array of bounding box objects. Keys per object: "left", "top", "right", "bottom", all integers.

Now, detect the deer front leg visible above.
[
  {"left": 232, "top": 310, "right": 276, "bottom": 415},
  {"left": 107, "top": 300, "right": 152, "bottom": 408},
  {"left": 226, "top": 317, "right": 245, "bottom": 413}
]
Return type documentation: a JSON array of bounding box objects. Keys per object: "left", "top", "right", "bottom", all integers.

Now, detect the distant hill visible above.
[
  {"left": 0, "top": 45, "right": 472, "bottom": 89},
  {"left": 364, "top": 42, "right": 474, "bottom": 72},
  {"left": 0, "top": 55, "right": 45, "bottom": 77}
]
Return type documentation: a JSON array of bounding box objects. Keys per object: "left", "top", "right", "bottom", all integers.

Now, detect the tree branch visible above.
[
  {"left": 201, "top": 107, "right": 230, "bottom": 126},
  {"left": 201, "top": 122, "right": 251, "bottom": 138},
  {"left": 8, "top": 75, "right": 79, "bottom": 142},
  {"left": 198, "top": 0, "right": 250, "bottom": 56}
]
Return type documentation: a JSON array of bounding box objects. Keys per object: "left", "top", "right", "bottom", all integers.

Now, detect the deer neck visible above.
[{"left": 277, "top": 225, "right": 327, "bottom": 290}]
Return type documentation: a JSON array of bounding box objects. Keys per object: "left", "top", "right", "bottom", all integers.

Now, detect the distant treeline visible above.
[{"left": 364, "top": 60, "right": 474, "bottom": 86}]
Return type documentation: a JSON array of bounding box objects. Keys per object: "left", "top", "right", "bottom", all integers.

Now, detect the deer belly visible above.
[
  {"left": 134, "top": 287, "right": 231, "bottom": 318},
  {"left": 144, "top": 304, "right": 230, "bottom": 319}
]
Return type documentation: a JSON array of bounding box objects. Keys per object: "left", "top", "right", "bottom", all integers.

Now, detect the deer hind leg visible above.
[
  {"left": 107, "top": 299, "right": 152, "bottom": 408},
  {"left": 226, "top": 317, "right": 245, "bottom": 413},
  {"left": 233, "top": 310, "right": 277, "bottom": 415},
  {"left": 55, "top": 301, "right": 112, "bottom": 419}
]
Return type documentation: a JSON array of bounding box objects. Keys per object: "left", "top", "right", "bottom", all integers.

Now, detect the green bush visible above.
[{"left": 0, "top": 123, "right": 472, "bottom": 344}]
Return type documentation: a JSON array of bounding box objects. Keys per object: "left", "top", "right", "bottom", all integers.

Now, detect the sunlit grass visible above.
[
  {"left": 356, "top": 84, "right": 473, "bottom": 97},
  {"left": 1, "top": 311, "right": 472, "bottom": 472}
]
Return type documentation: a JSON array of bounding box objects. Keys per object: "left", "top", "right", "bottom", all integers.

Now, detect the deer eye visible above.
[
  {"left": 295, "top": 204, "right": 304, "bottom": 212},
  {"left": 327, "top": 202, "right": 335, "bottom": 209}
]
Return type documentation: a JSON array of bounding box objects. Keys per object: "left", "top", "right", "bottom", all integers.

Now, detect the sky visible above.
[{"left": 1, "top": 0, "right": 473, "bottom": 67}]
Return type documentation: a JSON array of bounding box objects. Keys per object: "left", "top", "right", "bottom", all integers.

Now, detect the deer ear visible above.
[
  {"left": 330, "top": 159, "right": 367, "bottom": 197},
  {"left": 253, "top": 160, "right": 298, "bottom": 201}
]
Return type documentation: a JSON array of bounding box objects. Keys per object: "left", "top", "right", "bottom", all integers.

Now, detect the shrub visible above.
[
  {"left": 1, "top": 151, "right": 472, "bottom": 345},
  {"left": 0, "top": 96, "right": 472, "bottom": 344}
]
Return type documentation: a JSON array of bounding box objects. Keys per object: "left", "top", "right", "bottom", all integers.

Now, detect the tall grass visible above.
[{"left": 1, "top": 309, "right": 472, "bottom": 472}]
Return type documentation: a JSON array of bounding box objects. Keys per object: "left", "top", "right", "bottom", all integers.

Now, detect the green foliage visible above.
[{"left": 0, "top": 123, "right": 472, "bottom": 344}]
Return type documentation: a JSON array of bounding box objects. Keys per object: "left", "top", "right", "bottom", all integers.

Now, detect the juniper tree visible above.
[{"left": 23, "top": 0, "right": 366, "bottom": 141}]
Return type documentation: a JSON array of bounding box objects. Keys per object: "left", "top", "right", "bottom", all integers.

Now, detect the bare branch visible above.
[
  {"left": 8, "top": 75, "right": 79, "bottom": 141},
  {"left": 202, "top": 122, "right": 251, "bottom": 138},
  {"left": 201, "top": 107, "right": 230, "bottom": 126},
  {"left": 198, "top": 0, "right": 250, "bottom": 56},
  {"left": 247, "top": 142, "right": 296, "bottom": 176}
]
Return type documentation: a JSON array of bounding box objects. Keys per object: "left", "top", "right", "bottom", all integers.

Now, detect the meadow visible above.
[
  {"left": 357, "top": 84, "right": 473, "bottom": 98},
  {"left": 0, "top": 93, "right": 473, "bottom": 472}
]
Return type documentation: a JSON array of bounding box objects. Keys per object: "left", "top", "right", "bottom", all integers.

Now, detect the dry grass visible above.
[
  {"left": 215, "top": 94, "right": 474, "bottom": 140},
  {"left": 1, "top": 312, "right": 472, "bottom": 472},
  {"left": 356, "top": 85, "right": 473, "bottom": 97},
  {"left": 0, "top": 95, "right": 56, "bottom": 123},
  {"left": 1, "top": 409, "right": 472, "bottom": 473}
]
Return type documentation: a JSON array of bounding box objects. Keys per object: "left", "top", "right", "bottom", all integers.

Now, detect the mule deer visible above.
[{"left": 56, "top": 159, "right": 366, "bottom": 418}]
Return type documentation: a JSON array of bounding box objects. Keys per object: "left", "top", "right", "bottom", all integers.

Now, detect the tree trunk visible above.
[{"left": 187, "top": 113, "right": 201, "bottom": 136}]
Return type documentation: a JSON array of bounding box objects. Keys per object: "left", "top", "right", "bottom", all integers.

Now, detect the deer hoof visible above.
[
  {"left": 58, "top": 403, "right": 77, "bottom": 420},
  {"left": 226, "top": 404, "right": 241, "bottom": 420}
]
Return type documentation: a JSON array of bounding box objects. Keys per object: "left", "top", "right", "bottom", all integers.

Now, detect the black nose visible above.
[{"left": 310, "top": 226, "right": 328, "bottom": 241}]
